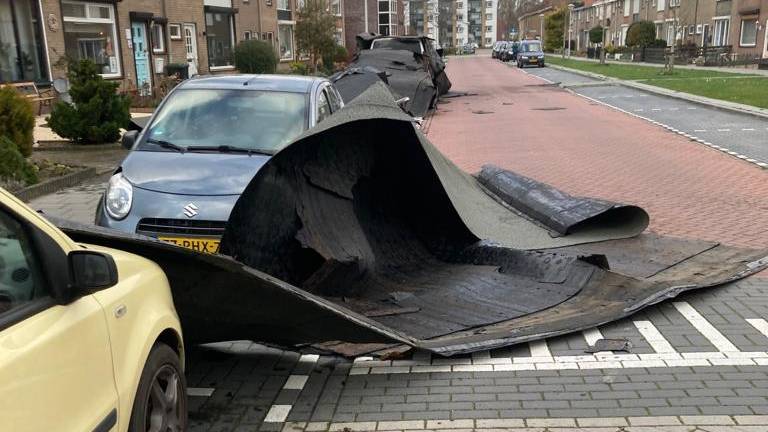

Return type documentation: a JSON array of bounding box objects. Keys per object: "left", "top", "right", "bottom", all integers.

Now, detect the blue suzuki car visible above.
[{"left": 95, "top": 75, "right": 344, "bottom": 253}]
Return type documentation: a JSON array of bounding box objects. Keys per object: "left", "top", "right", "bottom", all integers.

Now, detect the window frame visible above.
[
  {"left": 205, "top": 9, "right": 237, "bottom": 70},
  {"left": 151, "top": 21, "right": 166, "bottom": 54},
  {"left": 61, "top": 0, "right": 121, "bottom": 78},
  {"left": 739, "top": 18, "right": 758, "bottom": 47},
  {"left": 168, "top": 23, "right": 182, "bottom": 40},
  {"left": 712, "top": 17, "right": 729, "bottom": 46}
]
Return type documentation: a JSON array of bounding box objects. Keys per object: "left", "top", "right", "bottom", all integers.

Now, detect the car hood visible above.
[{"left": 121, "top": 150, "right": 271, "bottom": 195}]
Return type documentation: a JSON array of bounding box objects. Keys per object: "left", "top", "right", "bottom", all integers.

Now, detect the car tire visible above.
[
  {"left": 539, "top": 63, "right": 545, "bottom": 68},
  {"left": 129, "top": 343, "right": 188, "bottom": 432}
]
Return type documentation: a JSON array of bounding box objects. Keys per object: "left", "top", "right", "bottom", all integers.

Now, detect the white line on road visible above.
[
  {"left": 673, "top": 301, "right": 739, "bottom": 352},
  {"left": 633, "top": 320, "right": 677, "bottom": 353},
  {"left": 651, "top": 108, "right": 662, "bottom": 111},
  {"left": 582, "top": 327, "right": 604, "bottom": 346},
  {"left": 187, "top": 387, "right": 215, "bottom": 397},
  {"left": 529, "top": 340, "right": 552, "bottom": 357},
  {"left": 694, "top": 129, "right": 707, "bottom": 132},
  {"left": 717, "top": 128, "right": 731, "bottom": 132},
  {"left": 747, "top": 318, "right": 768, "bottom": 339},
  {"left": 687, "top": 107, "right": 697, "bottom": 110},
  {"left": 264, "top": 405, "right": 292, "bottom": 423},
  {"left": 299, "top": 354, "right": 320, "bottom": 363},
  {"left": 283, "top": 375, "right": 309, "bottom": 390},
  {"left": 742, "top": 128, "right": 755, "bottom": 131}
]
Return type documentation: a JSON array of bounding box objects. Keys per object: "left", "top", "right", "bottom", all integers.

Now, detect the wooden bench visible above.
[{"left": 2, "top": 82, "right": 55, "bottom": 115}]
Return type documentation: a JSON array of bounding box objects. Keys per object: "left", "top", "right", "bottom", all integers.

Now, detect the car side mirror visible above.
[
  {"left": 122, "top": 130, "right": 138, "bottom": 150},
  {"left": 436, "top": 48, "right": 444, "bottom": 57},
  {"left": 68, "top": 250, "right": 118, "bottom": 296}
]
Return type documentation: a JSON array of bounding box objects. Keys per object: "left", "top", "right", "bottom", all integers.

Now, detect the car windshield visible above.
[
  {"left": 141, "top": 89, "right": 308, "bottom": 153},
  {"left": 522, "top": 42, "right": 542, "bottom": 52}
]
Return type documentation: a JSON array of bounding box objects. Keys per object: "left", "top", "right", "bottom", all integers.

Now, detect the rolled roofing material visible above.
[{"left": 55, "top": 83, "right": 768, "bottom": 356}]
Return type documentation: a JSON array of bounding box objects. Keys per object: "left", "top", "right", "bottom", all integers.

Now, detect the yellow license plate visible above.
[
  {"left": 530, "top": 58, "right": 538, "bottom": 62},
  {"left": 158, "top": 236, "right": 220, "bottom": 254}
]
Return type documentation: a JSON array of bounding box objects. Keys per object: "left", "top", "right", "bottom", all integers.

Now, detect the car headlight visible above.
[{"left": 105, "top": 173, "right": 133, "bottom": 220}]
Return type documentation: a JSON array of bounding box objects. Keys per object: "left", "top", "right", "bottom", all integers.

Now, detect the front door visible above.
[
  {"left": 183, "top": 23, "right": 199, "bottom": 76},
  {"left": 131, "top": 21, "right": 152, "bottom": 96}
]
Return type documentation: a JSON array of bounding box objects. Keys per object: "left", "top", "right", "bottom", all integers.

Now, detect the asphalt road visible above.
[
  {"left": 28, "top": 55, "right": 768, "bottom": 432},
  {"left": 522, "top": 65, "right": 768, "bottom": 167}
]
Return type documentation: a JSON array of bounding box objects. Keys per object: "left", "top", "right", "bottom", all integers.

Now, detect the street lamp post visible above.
[
  {"left": 564, "top": 4, "right": 574, "bottom": 58},
  {"left": 539, "top": 13, "right": 544, "bottom": 45}
]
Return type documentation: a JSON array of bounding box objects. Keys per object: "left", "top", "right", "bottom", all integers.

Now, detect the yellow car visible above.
[{"left": 0, "top": 188, "right": 187, "bottom": 432}]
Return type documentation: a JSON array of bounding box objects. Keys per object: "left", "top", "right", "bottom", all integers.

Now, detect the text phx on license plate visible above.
[{"left": 159, "top": 237, "right": 220, "bottom": 253}]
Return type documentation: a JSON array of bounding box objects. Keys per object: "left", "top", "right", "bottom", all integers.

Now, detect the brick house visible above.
[{"left": 344, "top": 0, "right": 404, "bottom": 51}]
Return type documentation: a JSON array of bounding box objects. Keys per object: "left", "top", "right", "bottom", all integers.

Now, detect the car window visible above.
[
  {"left": 316, "top": 89, "right": 332, "bottom": 123},
  {"left": 0, "top": 211, "right": 46, "bottom": 315},
  {"left": 522, "top": 42, "right": 542, "bottom": 52},
  {"left": 326, "top": 87, "right": 343, "bottom": 112},
  {"left": 142, "top": 89, "right": 309, "bottom": 153}
]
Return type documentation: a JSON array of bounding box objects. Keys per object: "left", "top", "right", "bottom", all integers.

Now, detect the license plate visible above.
[
  {"left": 530, "top": 58, "right": 538, "bottom": 62},
  {"left": 158, "top": 236, "right": 220, "bottom": 254}
]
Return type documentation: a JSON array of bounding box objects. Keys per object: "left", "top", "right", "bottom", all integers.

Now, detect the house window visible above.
[
  {"left": 669, "top": 0, "right": 679, "bottom": 6},
  {"left": 655, "top": 22, "right": 663, "bottom": 38},
  {"left": 713, "top": 18, "right": 729, "bottom": 46},
  {"left": 485, "top": 1, "right": 492, "bottom": 8},
  {"left": 277, "top": 0, "right": 292, "bottom": 21},
  {"left": 264, "top": 31, "right": 274, "bottom": 46},
  {"left": 739, "top": 19, "right": 757, "bottom": 46},
  {"left": 330, "top": 0, "right": 341, "bottom": 15},
  {"left": 62, "top": 1, "right": 120, "bottom": 77},
  {"left": 151, "top": 22, "right": 165, "bottom": 53},
  {"left": 244, "top": 30, "right": 252, "bottom": 40},
  {"left": 379, "top": 0, "right": 397, "bottom": 36},
  {"left": 486, "top": 25, "right": 492, "bottom": 32},
  {"left": 486, "top": 13, "right": 493, "bottom": 20},
  {"left": 278, "top": 24, "right": 294, "bottom": 60},
  {"left": 0, "top": 0, "right": 49, "bottom": 82},
  {"left": 205, "top": 9, "right": 235, "bottom": 68},
  {"left": 456, "top": 2, "right": 463, "bottom": 8}
]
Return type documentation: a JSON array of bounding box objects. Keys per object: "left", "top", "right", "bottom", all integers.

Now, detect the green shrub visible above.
[
  {"left": 544, "top": 7, "right": 566, "bottom": 52},
  {"left": 234, "top": 40, "right": 278, "bottom": 73},
  {"left": 589, "top": 26, "right": 604, "bottom": 44},
  {"left": 626, "top": 21, "right": 657, "bottom": 47},
  {"left": 0, "top": 86, "right": 35, "bottom": 157},
  {"left": 47, "top": 59, "right": 130, "bottom": 144},
  {"left": 650, "top": 38, "right": 668, "bottom": 48},
  {"left": 0, "top": 136, "right": 37, "bottom": 187},
  {"left": 333, "top": 44, "right": 349, "bottom": 63},
  {"left": 289, "top": 61, "right": 309, "bottom": 75}
]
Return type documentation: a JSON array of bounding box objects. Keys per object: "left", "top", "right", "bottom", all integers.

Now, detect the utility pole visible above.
[
  {"left": 364, "top": 0, "right": 369, "bottom": 33},
  {"left": 539, "top": 13, "right": 544, "bottom": 45},
  {"left": 562, "top": 5, "right": 567, "bottom": 58},
  {"left": 599, "top": 2, "right": 607, "bottom": 64}
]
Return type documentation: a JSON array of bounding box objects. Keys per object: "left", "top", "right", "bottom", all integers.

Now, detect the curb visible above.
[
  {"left": 13, "top": 167, "right": 109, "bottom": 203},
  {"left": 547, "top": 63, "right": 768, "bottom": 120},
  {"left": 33, "top": 142, "right": 122, "bottom": 152}
]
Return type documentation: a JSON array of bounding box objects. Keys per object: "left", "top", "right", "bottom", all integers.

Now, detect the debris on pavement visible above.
[
  {"left": 54, "top": 83, "right": 768, "bottom": 357},
  {"left": 585, "top": 339, "right": 633, "bottom": 353}
]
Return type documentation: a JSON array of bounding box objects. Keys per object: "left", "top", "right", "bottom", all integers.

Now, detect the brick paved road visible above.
[
  {"left": 27, "top": 55, "right": 768, "bottom": 431},
  {"left": 523, "top": 66, "right": 768, "bottom": 167}
]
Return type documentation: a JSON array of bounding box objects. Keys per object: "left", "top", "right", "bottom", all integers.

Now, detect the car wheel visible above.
[
  {"left": 539, "top": 63, "right": 545, "bottom": 68},
  {"left": 129, "top": 343, "right": 188, "bottom": 432}
]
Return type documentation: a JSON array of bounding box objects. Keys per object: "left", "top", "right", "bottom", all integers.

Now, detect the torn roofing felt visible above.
[{"left": 55, "top": 83, "right": 768, "bottom": 356}]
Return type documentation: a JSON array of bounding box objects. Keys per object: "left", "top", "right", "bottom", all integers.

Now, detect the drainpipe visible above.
[
  {"left": 365, "top": 0, "right": 369, "bottom": 32},
  {"left": 257, "top": 0, "right": 263, "bottom": 37}
]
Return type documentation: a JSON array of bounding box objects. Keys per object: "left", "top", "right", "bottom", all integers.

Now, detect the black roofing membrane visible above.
[{"left": 55, "top": 83, "right": 768, "bottom": 356}]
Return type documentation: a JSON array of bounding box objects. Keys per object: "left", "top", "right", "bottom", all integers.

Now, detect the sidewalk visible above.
[{"left": 563, "top": 54, "right": 768, "bottom": 76}]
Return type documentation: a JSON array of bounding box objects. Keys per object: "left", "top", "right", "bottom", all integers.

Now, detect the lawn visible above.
[
  {"left": 546, "top": 57, "right": 747, "bottom": 80},
  {"left": 546, "top": 57, "right": 768, "bottom": 109},
  {"left": 644, "top": 77, "right": 768, "bottom": 109}
]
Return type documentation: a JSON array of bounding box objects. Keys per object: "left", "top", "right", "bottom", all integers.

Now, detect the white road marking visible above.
[
  {"left": 264, "top": 405, "right": 292, "bottom": 423},
  {"left": 687, "top": 107, "right": 697, "bottom": 110},
  {"left": 742, "top": 128, "right": 755, "bottom": 131},
  {"left": 582, "top": 327, "right": 604, "bottom": 346},
  {"left": 634, "top": 108, "right": 644, "bottom": 112},
  {"left": 529, "top": 340, "right": 552, "bottom": 357},
  {"left": 694, "top": 129, "right": 707, "bottom": 132},
  {"left": 717, "top": 128, "right": 731, "bottom": 132},
  {"left": 747, "top": 318, "right": 768, "bottom": 339},
  {"left": 673, "top": 301, "right": 739, "bottom": 352},
  {"left": 187, "top": 387, "right": 215, "bottom": 397},
  {"left": 651, "top": 108, "right": 661, "bottom": 111},
  {"left": 283, "top": 375, "right": 309, "bottom": 390},
  {"left": 299, "top": 354, "right": 320, "bottom": 363},
  {"left": 633, "top": 321, "right": 677, "bottom": 353}
]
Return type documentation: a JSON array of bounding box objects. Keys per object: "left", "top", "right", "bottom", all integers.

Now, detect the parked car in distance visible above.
[
  {"left": 517, "top": 40, "right": 546, "bottom": 68},
  {"left": 500, "top": 41, "right": 520, "bottom": 62},
  {"left": 461, "top": 43, "right": 476, "bottom": 54},
  {"left": 491, "top": 41, "right": 504, "bottom": 58},
  {"left": 0, "top": 187, "right": 186, "bottom": 432},
  {"left": 96, "top": 75, "right": 344, "bottom": 254}
]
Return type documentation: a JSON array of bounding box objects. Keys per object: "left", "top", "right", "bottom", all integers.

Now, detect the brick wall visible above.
[{"left": 344, "top": 0, "right": 377, "bottom": 52}]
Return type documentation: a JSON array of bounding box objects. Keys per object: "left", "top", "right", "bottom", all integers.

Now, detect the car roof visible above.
[{"left": 178, "top": 74, "right": 326, "bottom": 93}]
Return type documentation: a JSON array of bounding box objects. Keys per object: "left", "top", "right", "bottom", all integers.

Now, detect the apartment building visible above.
[
  {"left": 2, "top": 0, "right": 347, "bottom": 91},
  {"left": 344, "top": 0, "right": 404, "bottom": 50},
  {"left": 567, "top": 0, "right": 768, "bottom": 57}
]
